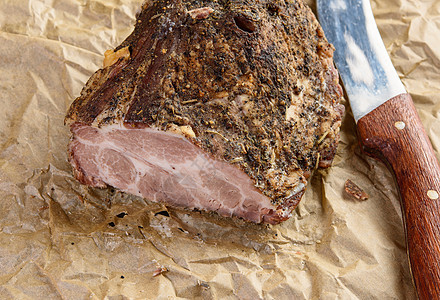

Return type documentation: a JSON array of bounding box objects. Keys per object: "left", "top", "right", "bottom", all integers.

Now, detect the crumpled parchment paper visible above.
[{"left": 1, "top": 0, "right": 439, "bottom": 298}]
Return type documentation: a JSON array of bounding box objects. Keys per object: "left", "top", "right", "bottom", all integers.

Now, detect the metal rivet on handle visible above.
[
  {"left": 394, "top": 121, "right": 406, "bottom": 130},
  {"left": 427, "top": 190, "right": 439, "bottom": 200}
]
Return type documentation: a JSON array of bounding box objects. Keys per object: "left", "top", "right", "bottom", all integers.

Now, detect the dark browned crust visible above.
[
  {"left": 66, "top": 0, "right": 344, "bottom": 212},
  {"left": 262, "top": 189, "right": 305, "bottom": 224},
  {"left": 344, "top": 179, "right": 369, "bottom": 201}
]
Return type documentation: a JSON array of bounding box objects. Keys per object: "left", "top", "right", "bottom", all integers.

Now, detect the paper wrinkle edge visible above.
[{"left": 3, "top": 0, "right": 439, "bottom": 298}]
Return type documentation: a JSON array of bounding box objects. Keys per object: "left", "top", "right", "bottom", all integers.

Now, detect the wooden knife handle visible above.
[{"left": 357, "top": 93, "right": 440, "bottom": 299}]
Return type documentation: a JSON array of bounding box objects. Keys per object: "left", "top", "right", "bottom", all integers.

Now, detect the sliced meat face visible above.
[{"left": 69, "top": 124, "right": 296, "bottom": 224}]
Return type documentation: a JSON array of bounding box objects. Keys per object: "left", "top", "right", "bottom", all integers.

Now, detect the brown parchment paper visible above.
[{"left": 1, "top": 0, "right": 438, "bottom": 298}]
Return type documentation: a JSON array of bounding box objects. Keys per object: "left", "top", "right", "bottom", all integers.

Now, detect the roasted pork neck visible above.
[{"left": 66, "top": 0, "right": 344, "bottom": 224}]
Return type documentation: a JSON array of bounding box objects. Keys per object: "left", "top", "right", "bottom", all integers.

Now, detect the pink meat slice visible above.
[{"left": 69, "top": 124, "right": 286, "bottom": 224}]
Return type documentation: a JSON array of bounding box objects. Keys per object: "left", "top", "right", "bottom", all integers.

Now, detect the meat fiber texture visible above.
[{"left": 65, "top": 0, "right": 344, "bottom": 224}]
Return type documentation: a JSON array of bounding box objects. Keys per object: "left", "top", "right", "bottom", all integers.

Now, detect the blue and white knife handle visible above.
[{"left": 357, "top": 93, "right": 440, "bottom": 299}]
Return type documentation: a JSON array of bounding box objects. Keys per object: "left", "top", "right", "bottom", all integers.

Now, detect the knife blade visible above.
[{"left": 317, "top": 0, "right": 440, "bottom": 298}]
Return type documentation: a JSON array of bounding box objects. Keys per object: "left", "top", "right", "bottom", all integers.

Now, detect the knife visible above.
[{"left": 317, "top": 0, "right": 440, "bottom": 298}]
